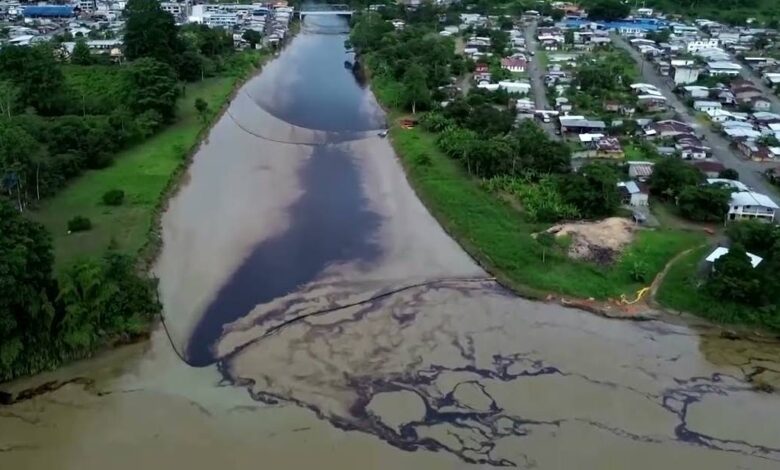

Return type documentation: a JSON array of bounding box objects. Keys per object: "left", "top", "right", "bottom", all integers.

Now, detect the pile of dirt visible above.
[{"left": 545, "top": 217, "right": 637, "bottom": 265}]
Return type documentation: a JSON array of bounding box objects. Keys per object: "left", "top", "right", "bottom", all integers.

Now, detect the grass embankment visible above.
[
  {"left": 657, "top": 246, "right": 780, "bottom": 331},
  {"left": 32, "top": 52, "right": 267, "bottom": 271},
  {"left": 391, "top": 126, "right": 704, "bottom": 300}
]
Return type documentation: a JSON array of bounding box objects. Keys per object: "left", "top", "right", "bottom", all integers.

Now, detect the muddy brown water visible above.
[{"left": 2, "top": 17, "right": 780, "bottom": 470}]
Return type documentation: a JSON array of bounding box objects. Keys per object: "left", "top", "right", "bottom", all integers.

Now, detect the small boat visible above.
[
  {"left": 344, "top": 60, "right": 352, "bottom": 69},
  {"left": 378, "top": 130, "right": 388, "bottom": 138}
]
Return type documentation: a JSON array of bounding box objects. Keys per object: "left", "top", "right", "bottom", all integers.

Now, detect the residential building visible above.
[
  {"left": 559, "top": 116, "right": 607, "bottom": 134},
  {"left": 628, "top": 161, "right": 654, "bottom": 180},
  {"left": 727, "top": 191, "right": 778, "bottom": 221},
  {"left": 684, "top": 38, "right": 719, "bottom": 53},
  {"left": 693, "top": 101, "right": 722, "bottom": 113},
  {"left": 707, "top": 61, "right": 742, "bottom": 76},
  {"left": 617, "top": 181, "right": 649, "bottom": 206},
  {"left": 708, "top": 178, "right": 749, "bottom": 192},
  {"left": 750, "top": 97, "right": 772, "bottom": 112},
  {"left": 683, "top": 86, "right": 710, "bottom": 99},
  {"left": 691, "top": 160, "right": 725, "bottom": 178},
  {"left": 673, "top": 65, "right": 700, "bottom": 85},
  {"left": 501, "top": 57, "right": 527, "bottom": 73}
]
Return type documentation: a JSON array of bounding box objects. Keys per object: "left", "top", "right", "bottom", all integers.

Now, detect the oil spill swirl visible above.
[
  {"left": 186, "top": 143, "right": 381, "bottom": 366},
  {"left": 215, "top": 280, "right": 780, "bottom": 468}
]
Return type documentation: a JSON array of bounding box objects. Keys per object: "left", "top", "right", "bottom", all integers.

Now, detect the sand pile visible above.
[{"left": 545, "top": 217, "right": 636, "bottom": 264}]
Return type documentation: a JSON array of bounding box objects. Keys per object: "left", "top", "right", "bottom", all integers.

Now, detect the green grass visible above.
[
  {"left": 391, "top": 127, "right": 704, "bottom": 300},
  {"left": 657, "top": 246, "right": 780, "bottom": 331},
  {"left": 31, "top": 68, "right": 258, "bottom": 271},
  {"left": 31, "top": 78, "right": 233, "bottom": 270}
]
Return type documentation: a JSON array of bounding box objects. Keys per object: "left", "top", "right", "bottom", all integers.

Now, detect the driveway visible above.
[{"left": 612, "top": 34, "right": 780, "bottom": 208}]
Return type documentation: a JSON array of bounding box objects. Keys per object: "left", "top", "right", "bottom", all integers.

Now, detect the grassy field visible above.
[
  {"left": 31, "top": 70, "right": 255, "bottom": 271},
  {"left": 391, "top": 126, "right": 704, "bottom": 300},
  {"left": 657, "top": 245, "right": 780, "bottom": 331}
]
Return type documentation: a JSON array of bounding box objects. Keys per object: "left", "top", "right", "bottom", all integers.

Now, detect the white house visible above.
[
  {"left": 705, "top": 247, "right": 763, "bottom": 270},
  {"left": 673, "top": 66, "right": 701, "bottom": 85},
  {"left": 693, "top": 100, "right": 722, "bottom": 113},
  {"left": 707, "top": 61, "right": 742, "bottom": 76},
  {"left": 498, "top": 80, "right": 531, "bottom": 94},
  {"left": 727, "top": 191, "right": 778, "bottom": 222},
  {"left": 617, "top": 181, "right": 649, "bottom": 207},
  {"left": 684, "top": 38, "right": 719, "bottom": 53},
  {"left": 683, "top": 86, "right": 710, "bottom": 99}
]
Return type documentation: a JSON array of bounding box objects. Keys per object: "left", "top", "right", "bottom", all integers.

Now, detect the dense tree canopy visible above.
[
  {"left": 0, "top": 201, "right": 56, "bottom": 377},
  {"left": 0, "top": 44, "right": 66, "bottom": 114},
  {"left": 559, "top": 163, "right": 620, "bottom": 219},
  {"left": 583, "top": 0, "right": 631, "bottom": 21},
  {"left": 648, "top": 157, "right": 704, "bottom": 200},
  {"left": 123, "top": 0, "right": 181, "bottom": 63},
  {"left": 677, "top": 185, "right": 731, "bottom": 222},
  {"left": 707, "top": 243, "right": 765, "bottom": 306},
  {"left": 71, "top": 39, "right": 93, "bottom": 66},
  {"left": 124, "top": 58, "right": 180, "bottom": 124}
]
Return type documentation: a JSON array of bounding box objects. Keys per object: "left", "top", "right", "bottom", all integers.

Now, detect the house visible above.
[
  {"left": 646, "top": 120, "right": 694, "bottom": 138},
  {"left": 683, "top": 86, "right": 711, "bottom": 99},
  {"left": 638, "top": 95, "right": 667, "bottom": 112},
  {"left": 707, "top": 61, "right": 742, "bottom": 76},
  {"left": 693, "top": 101, "right": 722, "bottom": 113},
  {"left": 603, "top": 101, "right": 620, "bottom": 112},
  {"left": 515, "top": 98, "right": 535, "bottom": 112},
  {"left": 750, "top": 97, "right": 772, "bottom": 112},
  {"left": 498, "top": 80, "right": 531, "bottom": 94},
  {"left": 501, "top": 57, "right": 527, "bottom": 73},
  {"left": 684, "top": 38, "right": 720, "bottom": 53},
  {"left": 708, "top": 178, "right": 749, "bottom": 192},
  {"left": 617, "top": 181, "right": 649, "bottom": 206},
  {"left": 705, "top": 108, "right": 738, "bottom": 123},
  {"left": 705, "top": 247, "right": 763, "bottom": 270},
  {"left": 732, "top": 84, "right": 763, "bottom": 102},
  {"left": 559, "top": 116, "right": 607, "bottom": 134},
  {"left": 727, "top": 191, "right": 778, "bottom": 221},
  {"left": 737, "top": 141, "right": 780, "bottom": 161},
  {"left": 692, "top": 160, "right": 725, "bottom": 178},
  {"left": 594, "top": 137, "right": 624, "bottom": 159},
  {"left": 628, "top": 161, "right": 654, "bottom": 180},
  {"left": 671, "top": 60, "right": 701, "bottom": 85},
  {"left": 678, "top": 143, "right": 708, "bottom": 160}
]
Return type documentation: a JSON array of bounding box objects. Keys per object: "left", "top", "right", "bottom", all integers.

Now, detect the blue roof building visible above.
[
  {"left": 563, "top": 18, "right": 669, "bottom": 33},
  {"left": 23, "top": 5, "right": 75, "bottom": 18}
]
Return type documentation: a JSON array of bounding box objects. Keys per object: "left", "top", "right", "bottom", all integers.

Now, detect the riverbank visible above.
[
  {"left": 31, "top": 50, "right": 270, "bottom": 272},
  {"left": 387, "top": 123, "right": 704, "bottom": 302}
]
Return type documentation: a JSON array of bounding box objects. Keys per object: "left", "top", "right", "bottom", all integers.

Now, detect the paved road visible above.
[
  {"left": 524, "top": 22, "right": 551, "bottom": 111},
  {"left": 612, "top": 34, "right": 780, "bottom": 207}
]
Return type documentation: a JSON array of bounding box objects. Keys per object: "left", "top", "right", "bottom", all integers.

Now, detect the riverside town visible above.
[{"left": 1, "top": 0, "right": 780, "bottom": 469}]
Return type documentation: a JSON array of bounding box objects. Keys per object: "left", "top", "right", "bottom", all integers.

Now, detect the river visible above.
[{"left": 2, "top": 16, "right": 780, "bottom": 469}]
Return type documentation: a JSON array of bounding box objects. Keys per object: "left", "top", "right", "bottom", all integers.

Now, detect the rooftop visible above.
[{"left": 705, "top": 247, "right": 763, "bottom": 268}]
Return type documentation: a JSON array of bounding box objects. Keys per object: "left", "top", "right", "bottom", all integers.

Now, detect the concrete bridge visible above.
[{"left": 298, "top": 4, "right": 354, "bottom": 18}]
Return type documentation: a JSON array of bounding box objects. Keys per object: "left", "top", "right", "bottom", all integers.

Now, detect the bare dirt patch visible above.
[{"left": 545, "top": 217, "right": 637, "bottom": 265}]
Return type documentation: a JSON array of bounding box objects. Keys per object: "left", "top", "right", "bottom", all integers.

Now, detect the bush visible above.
[
  {"left": 67, "top": 216, "right": 92, "bottom": 232},
  {"left": 102, "top": 189, "right": 125, "bottom": 206}
]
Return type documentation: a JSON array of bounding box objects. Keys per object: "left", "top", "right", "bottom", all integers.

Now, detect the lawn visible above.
[
  {"left": 31, "top": 76, "right": 242, "bottom": 271},
  {"left": 391, "top": 126, "right": 704, "bottom": 300},
  {"left": 657, "top": 245, "right": 780, "bottom": 331}
]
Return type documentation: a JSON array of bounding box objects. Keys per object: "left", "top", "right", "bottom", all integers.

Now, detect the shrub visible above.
[
  {"left": 67, "top": 216, "right": 92, "bottom": 232},
  {"left": 102, "top": 189, "right": 125, "bottom": 206}
]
